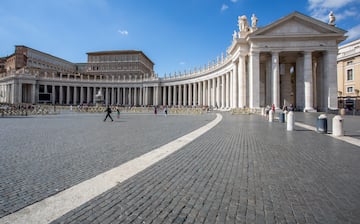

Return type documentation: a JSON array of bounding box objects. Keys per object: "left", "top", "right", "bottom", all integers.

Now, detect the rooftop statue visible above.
[
  {"left": 238, "top": 15, "right": 249, "bottom": 32},
  {"left": 328, "top": 11, "right": 335, "bottom": 26},
  {"left": 251, "top": 14, "right": 258, "bottom": 28}
]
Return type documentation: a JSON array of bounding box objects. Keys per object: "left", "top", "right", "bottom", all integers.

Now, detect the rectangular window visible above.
[
  {"left": 347, "top": 86, "right": 354, "bottom": 93},
  {"left": 347, "top": 69, "right": 353, "bottom": 81}
]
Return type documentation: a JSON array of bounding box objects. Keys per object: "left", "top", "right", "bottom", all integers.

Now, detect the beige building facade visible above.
[
  {"left": 337, "top": 39, "right": 360, "bottom": 110},
  {"left": 0, "top": 12, "right": 347, "bottom": 112}
]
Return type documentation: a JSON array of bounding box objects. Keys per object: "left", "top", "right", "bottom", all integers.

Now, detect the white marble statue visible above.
[
  {"left": 328, "top": 11, "right": 335, "bottom": 25},
  {"left": 251, "top": 14, "right": 258, "bottom": 28},
  {"left": 238, "top": 15, "right": 249, "bottom": 32}
]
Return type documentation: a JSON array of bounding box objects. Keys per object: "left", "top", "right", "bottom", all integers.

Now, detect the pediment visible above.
[{"left": 250, "top": 11, "right": 346, "bottom": 38}]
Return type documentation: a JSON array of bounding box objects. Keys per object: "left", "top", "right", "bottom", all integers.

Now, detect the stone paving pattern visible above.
[
  {"left": 0, "top": 112, "right": 215, "bottom": 219},
  {"left": 49, "top": 113, "right": 360, "bottom": 224}
]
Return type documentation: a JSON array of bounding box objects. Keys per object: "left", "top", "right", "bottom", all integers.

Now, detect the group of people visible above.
[
  {"left": 103, "top": 105, "right": 169, "bottom": 121},
  {"left": 265, "top": 103, "right": 294, "bottom": 120}
]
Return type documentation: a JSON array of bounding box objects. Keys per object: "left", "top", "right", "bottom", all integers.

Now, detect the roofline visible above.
[{"left": 87, "top": 50, "right": 155, "bottom": 65}]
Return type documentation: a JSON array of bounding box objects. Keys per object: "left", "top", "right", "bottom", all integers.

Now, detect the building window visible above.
[
  {"left": 347, "top": 69, "right": 353, "bottom": 81},
  {"left": 347, "top": 61, "right": 353, "bottom": 65},
  {"left": 347, "top": 86, "right": 354, "bottom": 93}
]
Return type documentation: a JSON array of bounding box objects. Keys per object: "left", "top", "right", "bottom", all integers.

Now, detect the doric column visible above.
[
  {"left": 207, "top": 79, "right": 211, "bottom": 107},
  {"left": 128, "top": 87, "right": 132, "bottom": 105},
  {"left": 221, "top": 75, "right": 225, "bottom": 108},
  {"left": 93, "top": 87, "right": 96, "bottom": 105},
  {"left": 324, "top": 50, "right": 338, "bottom": 110},
  {"left": 193, "top": 83, "right": 197, "bottom": 106},
  {"left": 139, "top": 87, "right": 143, "bottom": 106},
  {"left": 173, "top": 85, "right": 177, "bottom": 106},
  {"left": 249, "top": 51, "right": 260, "bottom": 108},
  {"left": 66, "top": 86, "right": 70, "bottom": 105},
  {"left": 238, "top": 55, "right": 246, "bottom": 107},
  {"left": 198, "top": 82, "right": 202, "bottom": 106},
  {"left": 167, "top": 86, "right": 172, "bottom": 106},
  {"left": 202, "top": 81, "right": 206, "bottom": 106},
  {"left": 163, "top": 86, "right": 167, "bottom": 106},
  {"left": 232, "top": 62, "right": 238, "bottom": 108},
  {"left": 105, "top": 87, "right": 110, "bottom": 106},
  {"left": 80, "top": 86, "right": 84, "bottom": 104},
  {"left": 216, "top": 77, "right": 220, "bottom": 107},
  {"left": 134, "top": 87, "right": 138, "bottom": 106},
  {"left": 111, "top": 87, "right": 115, "bottom": 105},
  {"left": 272, "top": 52, "right": 280, "bottom": 108},
  {"left": 266, "top": 56, "right": 272, "bottom": 106},
  {"left": 52, "top": 85, "right": 56, "bottom": 105},
  {"left": 188, "top": 83, "right": 192, "bottom": 106},
  {"left": 60, "top": 86, "right": 63, "bottom": 104},
  {"left": 87, "top": 87, "right": 91, "bottom": 104},
  {"left": 183, "top": 84, "right": 187, "bottom": 106},
  {"left": 178, "top": 85, "right": 182, "bottom": 106},
  {"left": 226, "top": 72, "right": 230, "bottom": 108},
  {"left": 304, "top": 51, "right": 315, "bottom": 112}
]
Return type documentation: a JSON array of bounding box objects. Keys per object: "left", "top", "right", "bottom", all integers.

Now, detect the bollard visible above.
[
  {"left": 269, "top": 110, "right": 274, "bottom": 122},
  {"left": 332, "top": 115, "right": 344, "bottom": 137},
  {"left": 287, "top": 111, "right": 294, "bottom": 131},
  {"left": 284, "top": 110, "right": 288, "bottom": 122},
  {"left": 316, "top": 114, "right": 327, "bottom": 134},
  {"left": 261, "top": 108, "right": 265, "bottom": 116},
  {"left": 279, "top": 112, "right": 285, "bottom": 123}
]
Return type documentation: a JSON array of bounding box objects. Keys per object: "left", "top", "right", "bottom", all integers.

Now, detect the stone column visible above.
[
  {"left": 178, "top": 85, "right": 182, "bottom": 106},
  {"left": 266, "top": 56, "right": 272, "bottom": 106},
  {"left": 60, "top": 85, "right": 63, "bottom": 104},
  {"left": 216, "top": 76, "right": 220, "bottom": 108},
  {"left": 73, "top": 86, "right": 78, "bottom": 105},
  {"left": 272, "top": 52, "right": 280, "bottom": 108},
  {"left": 193, "top": 83, "right": 197, "bottom": 106},
  {"left": 238, "top": 55, "right": 246, "bottom": 107},
  {"left": 66, "top": 86, "right": 70, "bottom": 105},
  {"left": 134, "top": 87, "right": 138, "bottom": 106},
  {"left": 93, "top": 87, "right": 97, "bottom": 105},
  {"left": 249, "top": 51, "right": 260, "bottom": 108},
  {"left": 122, "top": 87, "right": 126, "bottom": 105},
  {"left": 168, "top": 86, "right": 172, "bottom": 106},
  {"left": 324, "top": 50, "right": 338, "bottom": 110},
  {"left": 139, "top": 87, "right": 143, "bottom": 106},
  {"left": 80, "top": 86, "right": 84, "bottom": 104},
  {"left": 128, "top": 87, "right": 132, "bottom": 105},
  {"left": 188, "top": 83, "right": 192, "bottom": 106},
  {"left": 221, "top": 75, "right": 225, "bottom": 108},
  {"left": 207, "top": 79, "right": 211, "bottom": 107},
  {"left": 183, "top": 84, "right": 187, "bottom": 106},
  {"left": 105, "top": 87, "right": 110, "bottom": 106},
  {"left": 163, "top": 86, "right": 167, "bottom": 106},
  {"left": 173, "top": 85, "right": 177, "bottom": 106},
  {"left": 52, "top": 85, "right": 56, "bottom": 105},
  {"left": 304, "top": 51, "right": 314, "bottom": 112},
  {"left": 232, "top": 62, "right": 238, "bottom": 108},
  {"left": 202, "top": 81, "right": 206, "bottom": 106},
  {"left": 198, "top": 82, "right": 202, "bottom": 106},
  {"left": 111, "top": 87, "right": 115, "bottom": 105},
  {"left": 87, "top": 87, "right": 91, "bottom": 104},
  {"left": 226, "top": 72, "right": 230, "bottom": 108}
]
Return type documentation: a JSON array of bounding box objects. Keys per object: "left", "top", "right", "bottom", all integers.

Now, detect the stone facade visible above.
[{"left": 0, "top": 12, "right": 346, "bottom": 111}]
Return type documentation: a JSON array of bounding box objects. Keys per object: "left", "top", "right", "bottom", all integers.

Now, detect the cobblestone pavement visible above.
[
  {"left": 0, "top": 112, "right": 216, "bottom": 219},
  {"left": 49, "top": 113, "right": 360, "bottom": 224}
]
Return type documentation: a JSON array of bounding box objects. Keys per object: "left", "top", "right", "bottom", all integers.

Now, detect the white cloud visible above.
[
  {"left": 230, "top": 0, "right": 238, "bottom": 3},
  {"left": 221, "top": 4, "right": 228, "bottom": 12},
  {"left": 308, "top": 0, "right": 356, "bottom": 10},
  {"left": 118, "top": 30, "right": 128, "bottom": 36},
  {"left": 346, "top": 24, "right": 360, "bottom": 41},
  {"left": 308, "top": 0, "right": 359, "bottom": 23}
]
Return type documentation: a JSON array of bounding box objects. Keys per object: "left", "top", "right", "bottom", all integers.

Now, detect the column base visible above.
[{"left": 303, "top": 107, "right": 317, "bottom": 112}]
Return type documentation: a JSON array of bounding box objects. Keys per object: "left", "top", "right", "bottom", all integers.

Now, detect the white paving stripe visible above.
[
  {"left": 0, "top": 113, "right": 223, "bottom": 224},
  {"left": 295, "top": 122, "right": 360, "bottom": 147}
]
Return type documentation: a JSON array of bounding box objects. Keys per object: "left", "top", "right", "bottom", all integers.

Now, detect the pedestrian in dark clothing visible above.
[{"left": 104, "top": 106, "right": 113, "bottom": 122}]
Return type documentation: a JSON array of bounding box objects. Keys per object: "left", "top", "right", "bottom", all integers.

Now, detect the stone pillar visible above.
[
  {"left": 139, "top": 87, "right": 143, "bottom": 106},
  {"left": 73, "top": 86, "right": 78, "bottom": 105},
  {"left": 163, "top": 86, "right": 167, "bottom": 106},
  {"left": 188, "top": 83, "right": 192, "bottom": 106},
  {"left": 111, "top": 87, "right": 115, "bottom": 105},
  {"left": 80, "top": 86, "right": 84, "bottom": 104},
  {"left": 173, "top": 85, "right": 177, "bottom": 106},
  {"left": 324, "top": 50, "right": 338, "bottom": 110},
  {"left": 66, "top": 86, "right": 70, "bottom": 105},
  {"left": 296, "top": 56, "right": 305, "bottom": 110},
  {"left": 202, "top": 81, "right": 206, "bottom": 106},
  {"left": 52, "top": 85, "right": 56, "bottom": 105},
  {"left": 87, "top": 87, "right": 91, "bottom": 104},
  {"left": 304, "top": 51, "right": 315, "bottom": 112},
  {"left": 60, "top": 85, "right": 63, "bottom": 105},
  {"left": 128, "top": 87, "right": 132, "bottom": 105},
  {"left": 216, "top": 77, "right": 220, "bottom": 107},
  {"left": 221, "top": 75, "right": 225, "bottom": 108},
  {"left": 266, "top": 56, "right": 272, "bottom": 106},
  {"left": 232, "top": 62, "right": 238, "bottom": 108},
  {"left": 226, "top": 72, "right": 230, "bottom": 108},
  {"left": 239, "top": 55, "right": 247, "bottom": 108},
  {"left": 193, "top": 83, "right": 197, "bottom": 106},
  {"left": 207, "top": 79, "right": 211, "bottom": 107},
  {"left": 272, "top": 52, "right": 280, "bottom": 108},
  {"left": 122, "top": 87, "right": 126, "bottom": 105},
  {"left": 105, "top": 87, "right": 110, "bottom": 106},
  {"left": 249, "top": 52, "right": 260, "bottom": 108},
  {"left": 178, "top": 85, "right": 182, "bottom": 106},
  {"left": 168, "top": 86, "right": 172, "bottom": 106},
  {"left": 198, "top": 82, "right": 202, "bottom": 106},
  {"left": 183, "top": 84, "right": 187, "bottom": 106},
  {"left": 93, "top": 87, "right": 97, "bottom": 105},
  {"left": 134, "top": 87, "right": 138, "bottom": 106}
]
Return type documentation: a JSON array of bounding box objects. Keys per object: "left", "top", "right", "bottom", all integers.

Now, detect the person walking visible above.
[
  {"left": 116, "top": 106, "right": 120, "bottom": 119},
  {"left": 104, "top": 106, "right": 113, "bottom": 122}
]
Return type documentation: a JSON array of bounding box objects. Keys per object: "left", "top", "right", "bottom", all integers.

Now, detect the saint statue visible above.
[
  {"left": 233, "top": 30, "right": 237, "bottom": 40},
  {"left": 251, "top": 14, "right": 258, "bottom": 28},
  {"left": 238, "top": 15, "right": 249, "bottom": 32},
  {"left": 328, "top": 11, "right": 335, "bottom": 25}
]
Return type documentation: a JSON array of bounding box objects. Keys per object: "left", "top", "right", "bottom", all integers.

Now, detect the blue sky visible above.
[{"left": 1, "top": 0, "right": 359, "bottom": 76}]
